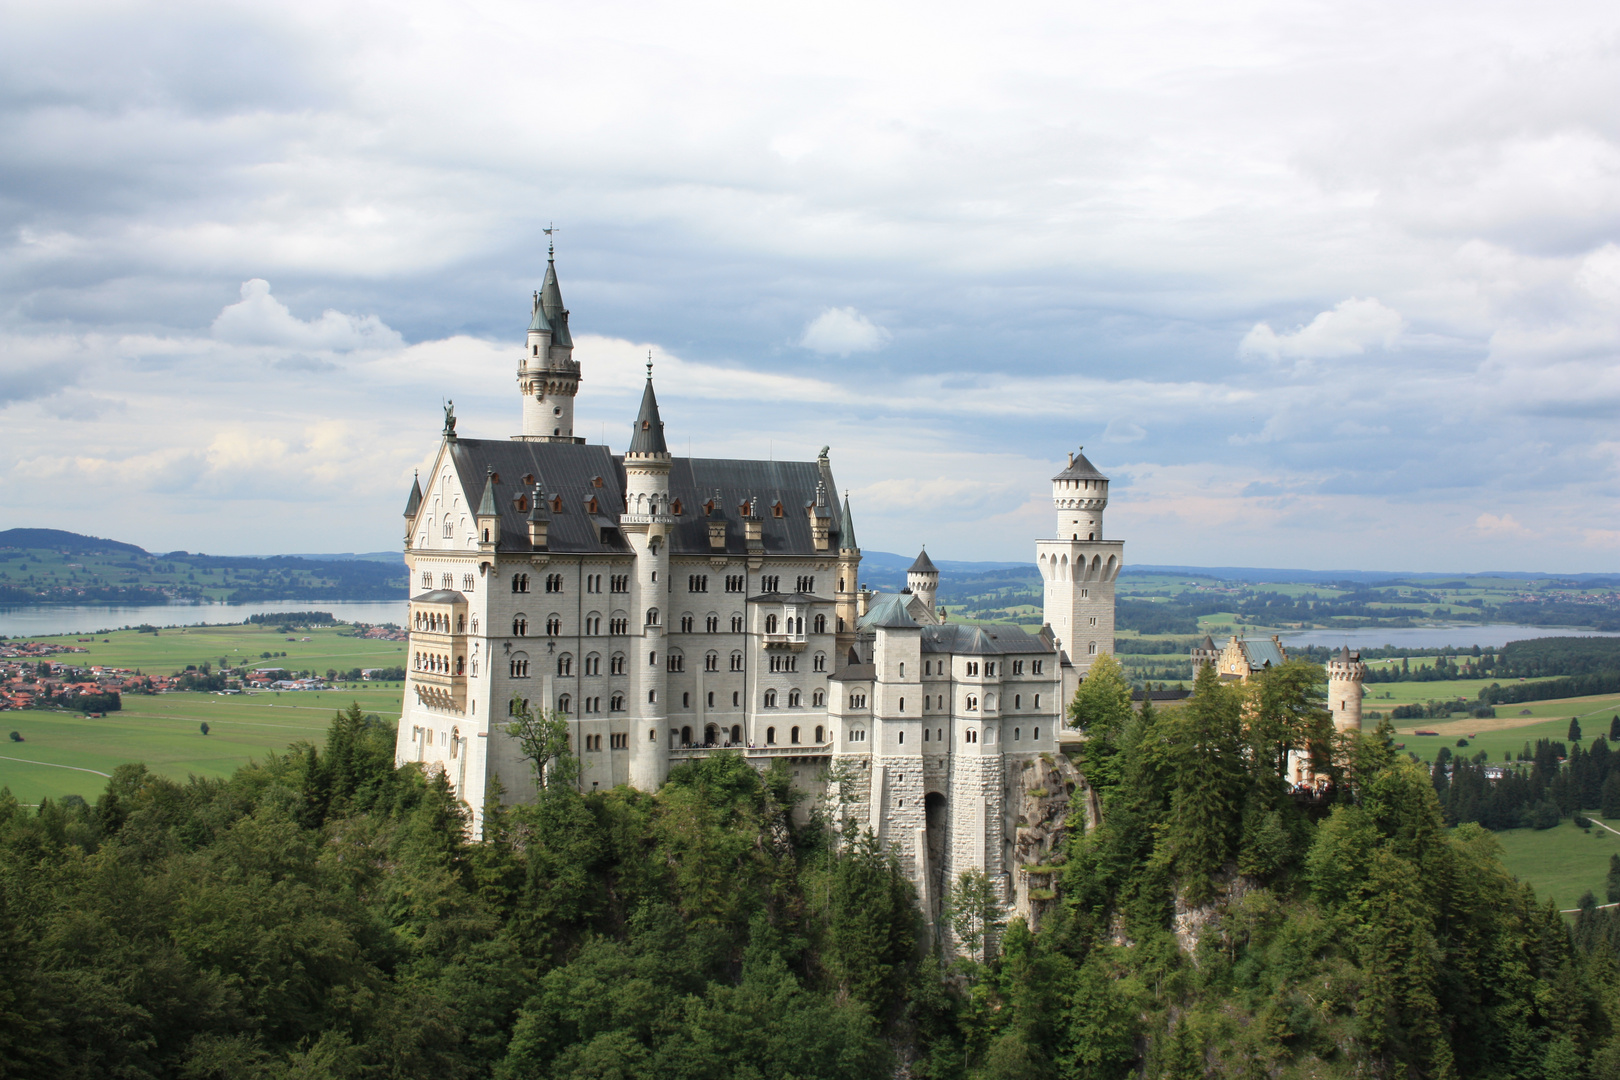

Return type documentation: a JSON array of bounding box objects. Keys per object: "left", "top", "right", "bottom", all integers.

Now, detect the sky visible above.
[{"left": 2, "top": 0, "right": 1619, "bottom": 571}]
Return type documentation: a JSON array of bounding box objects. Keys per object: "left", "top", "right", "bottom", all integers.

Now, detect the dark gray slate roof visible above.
[
  {"left": 404, "top": 473, "right": 423, "bottom": 518},
  {"left": 628, "top": 380, "right": 669, "bottom": 455},
  {"left": 443, "top": 438, "right": 848, "bottom": 558},
  {"left": 748, "top": 591, "right": 831, "bottom": 604},
  {"left": 920, "top": 623, "right": 1053, "bottom": 656},
  {"left": 908, "top": 548, "right": 937, "bottom": 574},
  {"left": 411, "top": 589, "right": 466, "bottom": 603},
  {"left": 1053, "top": 449, "right": 1107, "bottom": 482},
  {"left": 539, "top": 259, "right": 571, "bottom": 346},
  {"left": 829, "top": 661, "right": 876, "bottom": 682},
  {"left": 840, "top": 492, "right": 858, "bottom": 550}
]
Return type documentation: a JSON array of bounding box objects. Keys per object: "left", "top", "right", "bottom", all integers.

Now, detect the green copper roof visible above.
[
  {"left": 477, "top": 468, "right": 498, "bottom": 516},
  {"left": 527, "top": 290, "right": 550, "bottom": 333},
  {"left": 840, "top": 493, "right": 858, "bottom": 550},
  {"left": 403, "top": 472, "right": 423, "bottom": 518}
]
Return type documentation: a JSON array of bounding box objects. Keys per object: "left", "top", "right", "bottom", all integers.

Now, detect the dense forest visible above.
[{"left": 5, "top": 662, "right": 1620, "bottom": 1078}]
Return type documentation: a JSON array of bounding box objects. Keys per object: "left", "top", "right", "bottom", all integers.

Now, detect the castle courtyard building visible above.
[{"left": 393, "top": 251, "right": 1124, "bottom": 908}]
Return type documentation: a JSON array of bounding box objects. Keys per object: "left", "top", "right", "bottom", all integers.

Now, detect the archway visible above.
[
  {"left": 704, "top": 723, "right": 719, "bottom": 747},
  {"left": 680, "top": 725, "right": 693, "bottom": 746},
  {"left": 924, "top": 791, "right": 948, "bottom": 924}
]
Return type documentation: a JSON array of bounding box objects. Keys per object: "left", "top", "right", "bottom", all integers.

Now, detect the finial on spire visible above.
[
  {"left": 646, "top": 349, "right": 654, "bottom": 380},
  {"left": 543, "top": 222, "right": 558, "bottom": 259}
]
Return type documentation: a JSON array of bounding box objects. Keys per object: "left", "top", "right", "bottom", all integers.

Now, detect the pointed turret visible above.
[
  {"left": 527, "top": 290, "right": 550, "bottom": 332},
  {"left": 475, "top": 467, "right": 500, "bottom": 550},
  {"left": 403, "top": 471, "right": 423, "bottom": 519},
  {"left": 518, "top": 242, "right": 579, "bottom": 442},
  {"left": 539, "top": 252, "right": 571, "bottom": 346},
  {"left": 907, "top": 546, "right": 939, "bottom": 616},
  {"left": 839, "top": 492, "right": 859, "bottom": 552},
  {"left": 908, "top": 548, "right": 937, "bottom": 575},
  {"left": 628, "top": 376, "right": 669, "bottom": 455}
]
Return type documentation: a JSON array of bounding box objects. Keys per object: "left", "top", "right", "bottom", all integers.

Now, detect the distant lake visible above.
[
  {"left": 0, "top": 599, "right": 409, "bottom": 638},
  {"left": 1277, "top": 624, "right": 1620, "bottom": 651}
]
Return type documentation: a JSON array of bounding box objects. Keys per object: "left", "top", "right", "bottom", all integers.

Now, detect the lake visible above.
[
  {"left": 1277, "top": 624, "right": 1620, "bottom": 651},
  {"left": 0, "top": 599, "right": 410, "bottom": 637}
]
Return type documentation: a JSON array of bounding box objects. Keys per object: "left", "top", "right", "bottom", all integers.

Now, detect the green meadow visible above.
[
  {"left": 1492, "top": 817, "right": 1620, "bottom": 913},
  {"left": 2, "top": 622, "right": 411, "bottom": 804}
]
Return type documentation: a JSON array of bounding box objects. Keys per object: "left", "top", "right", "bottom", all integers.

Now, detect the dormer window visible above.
[
  {"left": 592, "top": 476, "right": 604, "bottom": 488},
  {"left": 641, "top": 420, "right": 651, "bottom": 430},
  {"left": 551, "top": 495, "right": 563, "bottom": 513},
  {"left": 587, "top": 496, "right": 599, "bottom": 514},
  {"left": 772, "top": 502, "right": 784, "bottom": 518},
  {"left": 671, "top": 499, "right": 682, "bottom": 515}
]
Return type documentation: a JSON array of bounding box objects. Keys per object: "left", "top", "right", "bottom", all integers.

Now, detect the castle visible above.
[{"left": 392, "top": 249, "right": 1122, "bottom": 909}]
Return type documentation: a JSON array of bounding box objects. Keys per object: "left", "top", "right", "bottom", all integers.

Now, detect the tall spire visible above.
[
  {"left": 539, "top": 242, "right": 570, "bottom": 346},
  {"left": 840, "top": 491, "right": 859, "bottom": 551},
  {"left": 477, "top": 467, "right": 498, "bottom": 516},
  {"left": 627, "top": 369, "right": 668, "bottom": 455},
  {"left": 403, "top": 471, "right": 423, "bottom": 518}
]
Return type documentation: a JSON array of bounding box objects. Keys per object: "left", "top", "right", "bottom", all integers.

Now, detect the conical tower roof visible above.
[
  {"left": 908, "top": 548, "right": 938, "bottom": 575},
  {"left": 1053, "top": 448, "right": 1107, "bottom": 482},
  {"left": 840, "top": 493, "right": 859, "bottom": 550},
  {"left": 527, "top": 290, "right": 550, "bottom": 332},
  {"left": 477, "top": 467, "right": 498, "bottom": 516},
  {"left": 539, "top": 253, "right": 571, "bottom": 346},
  {"left": 403, "top": 472, "right": 423, "bottom": 518},
  {"left": 628, "top": 377, "right": 669, "bottom": 455}
]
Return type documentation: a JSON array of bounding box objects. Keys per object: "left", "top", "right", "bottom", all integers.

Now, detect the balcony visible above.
[
  {"left": 668, "top": 742, "right": 833, "bottom": 763},
  {"left": 411, "top": 668, "right": 468, "bottom": 712},
  {"left": 762, "top": 632, "right": 808, "bottom": 651}
]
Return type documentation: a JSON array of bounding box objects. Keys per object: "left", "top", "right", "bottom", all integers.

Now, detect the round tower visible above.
[
  {"left": 1052, "top": 447, "right": 1108, "bottom": 540},
  {"left": 624, "top": 363, "right": 672, "bottom": 789},
  {"left": 906, "top": 548, "right": 938, "bottom": 617},
  {"left": 518, "top": 242, "right": 581, "bottom": 442},
  {"left": 1326, "top": 646, "right": 1366, "bottom": 733}
]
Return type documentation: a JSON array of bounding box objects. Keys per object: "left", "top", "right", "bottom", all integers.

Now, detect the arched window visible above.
[
  {"left": 765, "top": 614, "right": 778, "bottom": 634},
  {"left": 764, "top": 689, "right": 778, "bottom": 708},
  {"left": 966, "top": 694, "right": 978, "bottom": 711},
  {"left": 899, "top": 697, "right": 905, "bottom": 712},
  {"left": 513, "top": 615, "right": 528, "bottom": 636},
  {"left": 1014, "top": 694, "right": 1021, "bottom": 709},
  {"left": 558, "top": 654, "right": 573, "bottom": 676},
  {"left": 509, "top": 654, "right": 530, "bottom": 678},
  {"left": 788, "top": 688, "right": 801, "bottom": 707},
  {"left": 790, "top": 726, "right": 800, "bottom": 744},
  {"left": 585, "top": 653, "right": 601, "bottom": 675},
  {"left": 706, "top": 614, "right": 719, "bottom": 633},
  {"left": 898, "top": 730, "right": 904, "bottom": 744},
  {"left": 965, "top": 729, "right": 977, "bottom": 744},
  {"left": 813, "top": 652, "right": 826, "bottom": 672},
  {"left": 731, "top": 724, "right": 742, "bottom": 743},
  {"left": 558, "top": 694, "right": 571, "bottom": 714},
  {"left": 1034, "top": 694, "right": 1041, "bottom": 708},
  {"left": 646, "top": 607, "right": 660, "bottom": 626},
  {"left": 731, "top": 614, "right": 744, "bottom": 632},
  {"left": 814, "top": 614, "right": 826, "bottom": 633},
  {"left": 547, "top": 615, "right": 562, "bottom": 635},
  {"left": 1014, "top": 727, "right": 1021, "bottom": 740},
  {"left": 766, "top": 726, "right": 777, "bottom": 745},
  {"left": 611, "top": 693, "right": 625, "bottom": 711},
  {"left": 705, "top": 651, "right": 719, "bottom": 672},
  {"left": 1034, "top": 726, "right": 1040, "bottom": 740},
  {"left": 1088, "top": 641, "right": 1097, "bottom": 655}
]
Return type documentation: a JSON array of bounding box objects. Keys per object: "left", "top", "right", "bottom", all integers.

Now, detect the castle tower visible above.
[
  {"left": 1326, "top": 645, "right": 1366, "bottom": 733},
  {"left": 835, "top": 492, "right": 862, "bottom": 655},
  {"left": 907, "top": 548, "right": 939, "bottom": 618},
  {"left": 624, "top": 365, "right": 672, "bottom": 788},
  {"left": 1035, "top": 448, "right": 1124, "bottom": 688},
  {"left": 517, "top": 243, "right": 582, "bottom": 442}
]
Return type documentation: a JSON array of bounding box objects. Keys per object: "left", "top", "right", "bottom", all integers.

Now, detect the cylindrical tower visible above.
[
  {"left": 1326, "top": 646, "right": 1366, "bottom": 733},
  {"left": 906, "top": 548, "right": 938, "bottom": 618},
  {"left": 517, "top": 245, "right": 581, "bottom": 442},
  {"left": 1052, "top": 448, "right": 1108, "bottom": 540},
  {"left": 625, "top": 370, "right": 672, "bottom": 789}
]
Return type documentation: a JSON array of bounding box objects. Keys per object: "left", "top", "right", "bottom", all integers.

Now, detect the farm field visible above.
[
  {"left": 7, "top": 622, "right": 409, "bottom": 674},
  {"left": 1491, "top": 817, "right": 1620, "bottom": 913},
  {"left": 1, "top": 687, "right": 405, "bottom": 805},
  {"left": 1392, "top": 692, "right": 1620, "bottom": 763}
]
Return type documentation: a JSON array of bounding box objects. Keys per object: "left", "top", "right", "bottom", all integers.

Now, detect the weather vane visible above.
[
  {"left": 647, "top": 349, "right": 653, "bottom": 379},
  {"left": 543, "top": 222, "right": 559, "bottom": 257}
]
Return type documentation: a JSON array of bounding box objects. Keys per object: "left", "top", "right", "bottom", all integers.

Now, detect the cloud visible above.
[
  {"left": 212, "top": 279, "right": 403, "bottom": 352},
  {"left": 799, "top": 307, "right": 890, "bottom": 356},
  {"left": 1240, "top": 298, "right": 1406, "bottom": 362},
  {"left": 1473, "top": 512, "right": 1533, "bottom": 538}
]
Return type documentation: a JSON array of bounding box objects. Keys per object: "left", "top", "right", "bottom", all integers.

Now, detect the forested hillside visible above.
[{"left": 5, "top": 667, "right": 1620, "bottom": 1078}]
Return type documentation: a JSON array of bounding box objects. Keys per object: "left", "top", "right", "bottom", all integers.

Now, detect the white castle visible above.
[{"left": 393, "top": 249, "right": 1123, "bottom": 907}]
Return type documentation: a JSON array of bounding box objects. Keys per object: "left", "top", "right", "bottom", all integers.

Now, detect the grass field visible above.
[
  {"left": 8, "top": 622, "right": 410, "bottom": 674},
  {"left": 1392, "top": 692, "right": 1620, "bottom": 763},
  {"left": 1492, "top": 817, "right": 1620, "bottom": 912},
  {"left": 1, "top": 687, "right": 405, "bottom": 804}
]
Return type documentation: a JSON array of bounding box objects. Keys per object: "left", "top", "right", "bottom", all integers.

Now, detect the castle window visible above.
[
  {"left": 766, "top": 725, "right": 777, "bottom": 744},
  {"left": 726, "top": 575, "right": 744, "bottom": 593},
  {"left": 667, "top": 652, "right": 684, "bottom": 672},
  {"left": 1014, "top": 694, "right": 1021, "bottom": 709},
  {"left": 1087, "top": 642, "right": 1097, "bottom": 655},
  {"left": 733, "top": 691, "right": 739, "bottom": 706},
  {"left": 966, "top": 694, "right": 978, "bottom": 711},
  {"left": 706, "top": 614, "right": 719, "bottom": 633},
  {"left": 965, "top": 729, "right": 977, "bottom": 743},
  {"left": 1032, "top": 660, "right": 1044, "bottom": 674},
  {"left": 483, "top": 529, "right": 490, "bottom": 543},
  {"left": 708, "top": 691, "right": 715, "bottom": 707},
  {"left": 898, "top": 731, "right": 904, "bottom": 744},
  {"left": 508, "top": 698, "right": 529, "bottom": 715},
  {"left": 558, "top": 654, "right": 573, "bottom": 676},
  {"left": 1012, "top": 660, "right": 1024, "bottom": 675},
  {"left": 849, "top": 693, "right": 866, "bottom": 709},
  {"left": 788, "top": 689, "right": 801, "bottom": 707},
  {"left": 646, "top": 607, "right": 659, "bottom": 626},
  {"left": 1034, "top": 726, "right": 1040, "bottom": 740},
  {"left": 764, "top": 689, "right": 778, "bottom": 708},
  {"left": 689, "top": 574, "right": 708, "bottom": 592},
  {"left": 546, "top": 573, "right": 564, "bottom": 593},
  {"left": 682, "top": 692, "right": 690, "bottom": 708},
  {"left": 899, "top": 697, "right": 905, "bottom": 712},
  {"left": 611, "top": 574, "right": 629, "bottom": 593},
  {"left": 1014, "top": 727, "right": 1021, "bottom": 740},
  {"left": 585, "top": 654, "right": 601, "bottom": 675},
  {"left": 790, "top": 725, "right": 800, "bottom": 744},
  {"left": 680, "top": 614, "right": 694, "bottom": 633},
  {"left": 422, "top": 571, "right": 431, "bottom": 588},
  {"left": 773, "top": 502, "right": 784, "bottom": 518},
  {"left": 672, "top": 500, "right": 683, "bottom": 516},
  {"left": 1034, "top": 695, "right": 1040, "bottom": 709},
  {"left": 509, "top": 656, "right": 530, "bottom": 678},
  {"left": 766, "top": 614, "right": 778, "bottom": 634},
  {"left": 985, "top": 662, "right": 995, "bottom": 676},
  {"left": 923, "top": 727, "right": 929, "bottom": 741},
  {"left": 586, "top": 614, "right": 602, "bottom": 635},
  {"left": 610, "top": 653, "right": 625, "bottom": 675},
  {"left": 899, "top": 662, "right": 905, "bottom": 678},
  {"left": 731, "top": 614, "right": 744, "bottom": 632},
  {"left": 813, "top": 689, "right": 824, "bottom": 707},
  {"left": 730, "top": 651, "right": 744, "bottom": 672},
  {"left": 705, "top": 652, "right": 719, "bottom": 672},
  {"left": 611, "top": 693, "right": 625, "bottom": 711},
  {"left": 558, "top": 694, "right": 571, "bottom": 714},
  {"left": 547, "top": 616, "right": 562, "bottom": 635},
  {"left": 814, "top": 614, "right": 826, "bottom": 634},
  {"left": 648, "top": 690, "right": 656, "bottom": 703},
  {"left": 813, "top": 652, "right": 826, "bottom": 672},
  {"left": 610, "top": 616, "right": 628, "bottom": 635},
  {"left": 513, "top": 616, "right": 528, "bottom": 636}
]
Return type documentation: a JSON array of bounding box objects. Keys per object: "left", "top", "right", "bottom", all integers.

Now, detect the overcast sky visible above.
[{"left": 3, "top": 0, "right": 1619, "bottom": 571}]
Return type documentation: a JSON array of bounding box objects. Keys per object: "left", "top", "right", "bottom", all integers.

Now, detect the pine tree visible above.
[
  {"left": 1611, "top": 714, "right": 1619, "bottom": 742},
  {"left": 1570, "top": 717, "right": 1583, "bottom": 742}
]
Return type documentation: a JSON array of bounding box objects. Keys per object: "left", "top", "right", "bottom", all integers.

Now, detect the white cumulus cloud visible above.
[
  {"left": 799, "top": 307, "right": 891, "bottom": 356},
  {"left": 211, "top": 279, "right": 403, "bottom": 352},
  {"left": 1240, "top": 297, "right": 1405, "bottom": 362}
]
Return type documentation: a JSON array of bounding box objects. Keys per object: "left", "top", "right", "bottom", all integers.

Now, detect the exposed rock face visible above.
[
  {"left": 1172, "top": 868, "right": 1258, "bottom": 958},
  {"left": 1008, "top": 752, "right": 1094, "bottom": 929}
]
